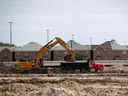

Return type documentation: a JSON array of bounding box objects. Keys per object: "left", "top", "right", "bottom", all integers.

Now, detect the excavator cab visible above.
[{"left": 64, "top": 53, "right": 74, "bottom": 62}]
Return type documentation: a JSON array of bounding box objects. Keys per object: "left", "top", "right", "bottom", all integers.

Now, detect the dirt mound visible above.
[{"left": 0, "top": 77, "right": 128, "bottom": 96}]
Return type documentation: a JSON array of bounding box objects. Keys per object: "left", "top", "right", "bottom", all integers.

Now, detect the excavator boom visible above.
[{"left": 16, "top": 37, "right": 75, "bottom": 71}]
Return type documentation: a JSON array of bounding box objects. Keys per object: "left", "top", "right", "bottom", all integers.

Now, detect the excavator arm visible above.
[
  {"left": 54, "top": 37, "right": 75, "bottom": 62},
  {"left": 32, "top": 38, "right": 58, "bottom": 65},
  {"left": 16, "top": 37, "right": 75, "bottom": 71}
]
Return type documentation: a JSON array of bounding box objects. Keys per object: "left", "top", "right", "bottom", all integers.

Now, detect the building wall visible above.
[
  {"left": 15, "top": 51, "right": 36, "bottom": 61},
  {"left": 49, "top": 50, "right": 65, "bottom": 61},
  {"left": 75, "top": 50, "right": 90, "bottom": 60},
  {"left": 13, "top": 49, "right": 128, "bottom": 61},
  {"left": 0, "top": 48, "right": 13, "bottom": 62},
  {"left": 49, "top": 50, "right": 90, "bottom": 61},
  {"left": 94, "top": 41, "right": 113, "bottom": 60},
  {"left": 14, "top": 50, "right": 90, "bottom": 61},
  {"left": 15, "top": 51, "right": 51, "bottom": 61},
  {"left": 1, "top": 42, "right": 128, "bottom": 61},
  {"left": 112, "top": 50, "right": 128, "bottom": 60}
]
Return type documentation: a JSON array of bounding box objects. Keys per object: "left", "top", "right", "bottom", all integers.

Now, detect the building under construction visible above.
[{"left": 1, "top": 39, "right": 128, "bottom": 62}]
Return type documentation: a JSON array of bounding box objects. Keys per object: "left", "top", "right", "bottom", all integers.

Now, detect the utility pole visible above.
[
  {"left": 46, "top": 29, "right": 50, "bottom": 42},
  {"left": 89, "top": 37, "right": 94, "bottom": 64},
  {"left": 71, "top": 34, "right": 75, "bottom": 48},
  {"left": 44, "top": 29, "right": 50, "bottom": 61},
  {"left": 72, "top": 34, "right": 75, "bottom": 41},
  {"left": 8, "top": 21, "right": 13, "bottom": 45},
  {"left": 90, "top": 37, "right": 92, "bottom": 50}
]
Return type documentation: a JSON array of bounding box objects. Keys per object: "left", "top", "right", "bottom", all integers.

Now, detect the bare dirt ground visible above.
[{"left": 0, "top": 74, "right": 128, "bottom": 96}]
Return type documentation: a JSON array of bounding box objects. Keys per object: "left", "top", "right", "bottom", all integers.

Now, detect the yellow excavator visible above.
[{"left": 16, "top": 37, "right": 75, "bottom": 71}]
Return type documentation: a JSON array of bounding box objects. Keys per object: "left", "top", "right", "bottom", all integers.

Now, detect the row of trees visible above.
[{"left": 0, "top": 42, "right": 15, "bottom": 47}]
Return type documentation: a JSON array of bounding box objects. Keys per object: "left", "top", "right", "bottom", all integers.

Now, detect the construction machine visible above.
[
  {"left": 16, "top": 37, "right": 104, "bottom": 73},
  {"left": 89, "top": 48, "right": 104, "bottom": 72},
  {"left": 16, "top": 37, "right": 75, "bottom": 71}
]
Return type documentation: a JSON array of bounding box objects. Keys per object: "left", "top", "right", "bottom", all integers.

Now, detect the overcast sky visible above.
[{"left": 0, "top": 0, "right": 128, "bottom": 46}]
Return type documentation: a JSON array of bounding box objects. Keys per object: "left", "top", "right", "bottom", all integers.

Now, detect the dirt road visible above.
[{"left": 0, "top": 74, "right": 128, "bottom": 96}]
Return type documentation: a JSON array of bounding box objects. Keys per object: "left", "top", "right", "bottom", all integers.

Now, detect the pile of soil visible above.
[{"left": 0, "top": 77, "right": 128, "bottom": 96}]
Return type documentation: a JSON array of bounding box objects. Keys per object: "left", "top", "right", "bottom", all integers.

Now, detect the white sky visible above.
[{"left": 0, "top": 0, "right": 128, "bottom": 46}]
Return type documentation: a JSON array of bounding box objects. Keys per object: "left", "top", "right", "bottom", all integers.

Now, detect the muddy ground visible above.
[{"left": 0, "top": 74, "right": 128, "bottom": 96}]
